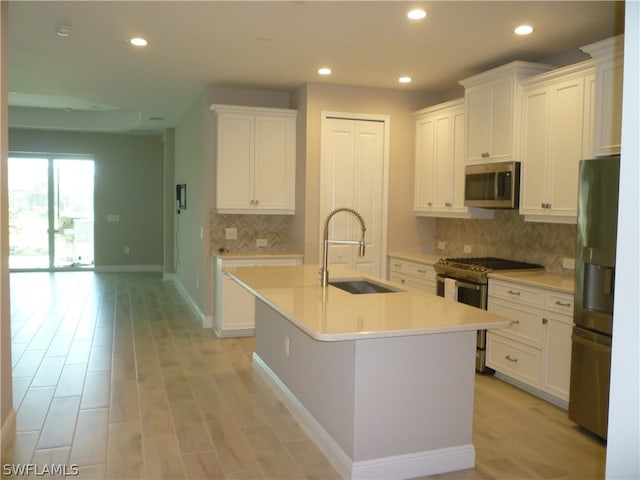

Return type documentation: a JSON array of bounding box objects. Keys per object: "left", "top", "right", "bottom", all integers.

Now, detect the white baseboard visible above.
[
  {"left": 253, "top": 353, "right": 475, "bottom": 480},
  {"left": 94, "top": 264, "right": 162, "bottom": 273},
  {"left": 172, "top": 278, "right": 212, "bottom": 328},
  {"left": 1, "top": 409, "right": 16, "bottom": 453}
]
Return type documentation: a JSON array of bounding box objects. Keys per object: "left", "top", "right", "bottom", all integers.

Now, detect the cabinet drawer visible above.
[
  {"left": 488, "top": 297, "right": 544, "bottom": 347},
  {"left": 489, "top": 279, "right": 544, "bottom": 307},
  {"left": 389, "top": 259, "right": 435, "bottom": 281},
  {"left": 487, "top": 333, "right": 542, "bottom": 387},
  {"left": 545, "top": 291, "right": 573, "bottom": 316},
  {"left": 390, "top": 273, "right": 436, "bottom": 294}
]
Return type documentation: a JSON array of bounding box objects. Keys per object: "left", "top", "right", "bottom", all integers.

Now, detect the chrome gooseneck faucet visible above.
[{"left": 321, "top": 207, "right": 367, "bottom": 287}]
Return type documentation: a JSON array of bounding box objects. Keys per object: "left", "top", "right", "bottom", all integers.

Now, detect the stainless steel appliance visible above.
[
  {"left": 569, "top": 155, "right": 620, "bottom": 440},
  {"left": 464, "top": 161, "right": 521, "bottom": 209},
  {"left": 435, "top": 257, "right": 544, "bottom": 373}
]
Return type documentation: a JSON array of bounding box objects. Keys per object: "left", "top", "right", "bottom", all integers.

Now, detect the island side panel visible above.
[
  {"left": 352, "top": 331, "right": 476, "bottom": 461},
  {"left": 254, "top": 299, "right": 358, "bottom": 458}
]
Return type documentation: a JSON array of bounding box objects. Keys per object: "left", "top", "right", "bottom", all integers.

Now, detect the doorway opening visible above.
[{"left": 8, "top": 155, "right": 95, "bottom": 271}]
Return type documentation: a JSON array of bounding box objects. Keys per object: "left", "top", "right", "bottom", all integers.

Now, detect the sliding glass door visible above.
[{"left": 8, "top": 155, "right": 95, "bottom": 271}]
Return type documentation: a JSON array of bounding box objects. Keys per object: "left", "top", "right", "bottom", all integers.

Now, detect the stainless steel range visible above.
[{"left": 434, "top": 257, "right": 544, "bottom": 373}]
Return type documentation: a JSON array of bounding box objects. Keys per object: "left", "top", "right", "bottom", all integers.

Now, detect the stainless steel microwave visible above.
[{"left": 464, "top": 161, "right": 520, "bottom": 209}]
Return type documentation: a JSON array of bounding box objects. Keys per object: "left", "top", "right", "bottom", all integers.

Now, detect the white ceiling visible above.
[{"left": 7, "top": 1, "right": 625, "bottom": 134}]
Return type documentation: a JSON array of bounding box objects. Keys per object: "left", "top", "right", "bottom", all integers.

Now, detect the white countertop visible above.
[
  {"left": 213, "top": 251, "right": 304, "bottom": 260},
  {"left": 488, "top": 270, "right": 575, "bottom": 294},
  {"left": 388, "top": 251, "right": 442, "bottom": 265},
  {"left": 225, "top": 264, "right": 511, "bottom": 341}
]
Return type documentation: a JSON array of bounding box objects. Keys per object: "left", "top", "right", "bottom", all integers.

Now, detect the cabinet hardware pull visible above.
[
  {"left": 401, "top": 279, "right": 406, "bottom": 284},
  {"left": 507, "top": 290, "right": 521, "bottom": 296},
  {"left": 555, "top": 301, "right": 570, "bottom": 307},
  {"left": 393, "top": 263, "right": 401, "bottom": 268},
  {"left": 511, "top": 320, "right": 520, "bottom": 325},
  {"left": 541, "top": 202, "right": 545, "bottom": 208},
  {"left": 445, "top": 202, "right": 452, "bottom": 207},
  {"left": 255, "top": 199, "right": 260, "bottom": 205},
  {"left": 542, "top": 318, "right": 549, "bottom": 324},
  {"left": 428, "top": 202, "right": 432, "bottom": 207},
  {"left": 505, "top": 355, "right": 518, "bottom": 363},
  {"left": 250, "top": 200, "right": 255, "bottom": 205},
  {"left": 418, "top": 269, "right": 426, "bottom": 274}
]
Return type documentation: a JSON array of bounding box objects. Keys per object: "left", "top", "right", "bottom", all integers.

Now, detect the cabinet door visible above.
[
  {"left": 451, "top": 107, "right": 467, "bottom": 211},
  {"left": 592, "top": 57, "right": 623, "bottom": 156},
  {"left": 433, "top": 113, "right": 454, "bottom": 210},
  {"left": 542, "top": 313, "right": 573, "bottom": 401},
  {"left": 465, "top": 86, "right": 491, "bottom": 163},
  {"left": 254, "top": 115, "right": 295, "bottom": 212},
  {"left": 222, "top": 273, "right": 256, "bottom": 333},
  {"left": 217, "top": 113, "right": 254, "bottom": 210},
  {"left": 547, "top": 77, "right": 585, "bottom": 216},
  {"left": 520, "top": 86, "right": 550, "bottom": 216},
  {"left": 414, "top": 115, "right": 435, "bottom": 212},
  {"left": 490, "top": 77, "right": 516, "bottom": 161}
]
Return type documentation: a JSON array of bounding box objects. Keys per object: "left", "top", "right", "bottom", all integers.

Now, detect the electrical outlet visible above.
[
  {"left": 256, "top": 238, "right": 268, "bottom": 248},
  {"left": 562, "top": 258, "right": 576, "bottom": 270},
  {"left": 437, "top": 241, "right": 446, "bottom": 251},
  {"left": 124, "top": 246, "right": 130, "bottom": 254},
  {"left": 225, "top": 227, "right": 237, "bottom": 240},
  {"left": 107, "top": 214, "right": 120, "bottom": 222},
  {"left": 463, "top": 244, "right": 472, "bottom": 254}
]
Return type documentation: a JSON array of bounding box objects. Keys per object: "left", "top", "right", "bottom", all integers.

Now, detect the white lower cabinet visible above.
[
  {"left": 487, "top": 278, "right": 573, "bottom": 407},
  {"left": 388, "top": 257, "right": 436, "bottom": 294},
  {"left": 214, "top": 256, "right": 302, "bottom": 337}
]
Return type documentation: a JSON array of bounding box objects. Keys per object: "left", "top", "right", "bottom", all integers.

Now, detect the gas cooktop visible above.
[{"left": 434, "top": 257, "right": 544, "bottom": 283}]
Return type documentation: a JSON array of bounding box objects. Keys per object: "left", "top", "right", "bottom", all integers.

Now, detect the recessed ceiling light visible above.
[
  {"left": 399, "top": 76, "right": 412, "bottom": 84},
  {"left": 129, "top": 37, "right": 148, "bottom": 47},
  {"left": 407, "top": 9, "right": 427, "bottom": 20},
  {"left": 514, "top": 25, "right": 534, "bottom": 35},
  {"left": 318, "top": 67, "right": 332, "bottom": 76}
]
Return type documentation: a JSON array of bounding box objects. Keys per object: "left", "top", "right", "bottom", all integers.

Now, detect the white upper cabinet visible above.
[
  {"left": 580, "top": 35, "right": 624, "bottom": 157},
  {"left": 211, "top": 104, "right": 297, "bottom": 214},
  {"left": 414, "top": 99, "right": 492, "bottom": 219},
  {"left": 459, "top": 62, "right": 553, "bottom": 164},
  {"left": 519, "top": 61, "right": 595, "bottom": 223}
]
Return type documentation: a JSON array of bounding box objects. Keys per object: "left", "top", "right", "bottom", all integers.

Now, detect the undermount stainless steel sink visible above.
[{"left": 329, "top": 279, "right": 403, "bottom": 294}]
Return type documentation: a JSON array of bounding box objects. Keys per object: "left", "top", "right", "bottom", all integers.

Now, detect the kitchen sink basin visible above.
[{"left": 329, "top": 279, "right": 403, "bottom": 294}]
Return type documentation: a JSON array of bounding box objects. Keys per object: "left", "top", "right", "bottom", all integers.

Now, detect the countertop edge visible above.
[
  {"left": 213, "top": 251, "right": 304, "bottom": 260},
  {"left": 225, "top": 267, "right": 513, "bottom": 342}
]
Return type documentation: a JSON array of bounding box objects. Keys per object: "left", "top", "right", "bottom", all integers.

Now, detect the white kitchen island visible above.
[{"left": 225, "top": 265, "right": 511, "bottom": 480}]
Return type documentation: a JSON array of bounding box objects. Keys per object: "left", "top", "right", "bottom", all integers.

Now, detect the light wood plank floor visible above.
[{"left": 1, "top": 272, "right": 605, "bottom": 479}]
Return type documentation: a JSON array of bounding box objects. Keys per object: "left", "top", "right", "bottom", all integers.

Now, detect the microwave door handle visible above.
[{"left": 494, "top": 173, "right": 500, "bottom": 200}]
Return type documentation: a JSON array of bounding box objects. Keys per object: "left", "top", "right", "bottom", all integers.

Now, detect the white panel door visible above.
[{"left": 320, "top": 116, "right": 386, "bottom": 277}]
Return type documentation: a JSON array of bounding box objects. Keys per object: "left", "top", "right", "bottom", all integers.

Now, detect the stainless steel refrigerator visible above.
[{"left": 568, "top": 154, "right": 620, "bottom": 439}]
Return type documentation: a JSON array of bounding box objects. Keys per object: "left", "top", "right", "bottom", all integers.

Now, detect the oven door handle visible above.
[
  {"left": 453, "top": 279, "right": 483, "bottom": 291},
  {"left": 437, "top": 274, "right": 483, "bottom": 290}
]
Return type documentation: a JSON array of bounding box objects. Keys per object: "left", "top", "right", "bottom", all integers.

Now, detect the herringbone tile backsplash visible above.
[
  {"left": 435, "top": 210, "right": 577, "bottom": 273},
  {"left": 209, "top": 210, "right": 576, "bottom": 273},
  {"left": 210, "top": 213, "right": 291, "bottom": 252}
]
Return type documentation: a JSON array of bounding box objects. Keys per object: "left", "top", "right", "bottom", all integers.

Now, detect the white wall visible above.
[
  {"left": 606, "top": 2, "right": 640, "bottom": 478},
  {"left": 0, "top": 0, "right": 13, "bottom": 444}
]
